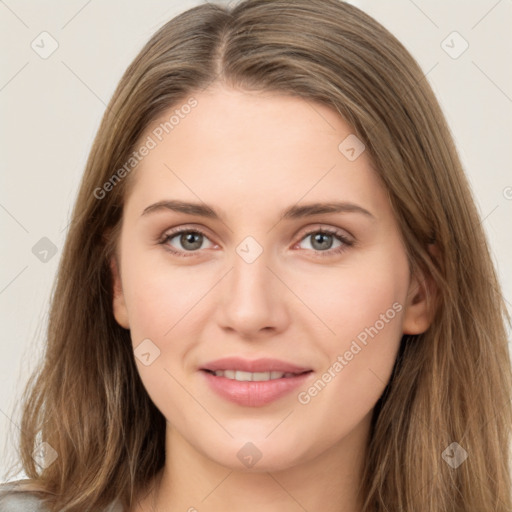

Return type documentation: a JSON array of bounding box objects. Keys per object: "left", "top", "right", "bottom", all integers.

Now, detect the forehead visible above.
[{"left": 123, "top": 86, "right": 387, "bottom": 220}]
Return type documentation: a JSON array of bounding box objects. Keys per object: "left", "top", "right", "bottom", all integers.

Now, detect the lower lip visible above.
[{"left": 200, "top": 370, "right": 313, "bottom": 407}]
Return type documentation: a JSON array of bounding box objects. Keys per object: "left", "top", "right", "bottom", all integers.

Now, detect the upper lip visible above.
[{"left": 200, "top": 357, "right": 312, "bottom": 374}]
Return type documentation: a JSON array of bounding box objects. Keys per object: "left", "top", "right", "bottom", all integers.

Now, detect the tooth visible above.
[
  {"left": 234, "top": 370, "right": 253, "bottom": 381},
  {"left": 252, "top": 371, "right": 271, "bottom": 381},
  {"left": 211, "top": 369, "right": 294, "bottom": 381}
]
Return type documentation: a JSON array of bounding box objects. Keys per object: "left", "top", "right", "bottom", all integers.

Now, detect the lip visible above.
[
  {"left": 199, "top": 357, "right": 314, "bottom": 407},
  {"left": 200, "top": 370, "right": 313, "bottom": 407}
]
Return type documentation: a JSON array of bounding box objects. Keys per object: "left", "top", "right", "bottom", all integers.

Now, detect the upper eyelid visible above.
[{"left": 161, "top": 224, "right": 215, "bottom": 242}]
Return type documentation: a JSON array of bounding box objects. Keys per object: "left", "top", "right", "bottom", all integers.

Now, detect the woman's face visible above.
[{"left": 111, "top": 85, "right": 431, "bottom": 471}]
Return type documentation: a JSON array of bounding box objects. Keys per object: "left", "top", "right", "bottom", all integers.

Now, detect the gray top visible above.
[
  {"left": 0, "top": 483, "right": 48, "bottom": 512},
  {"left": 0, "top": 482, "right": 123, "bottom": 512}
]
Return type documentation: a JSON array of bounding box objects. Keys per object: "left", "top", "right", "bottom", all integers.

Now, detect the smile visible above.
[
  {"left": 201, "top": 369, "right": 314, "bottom": 407},
  {"left": 204, "top": 369, "right": 307, "bottom": 381}
]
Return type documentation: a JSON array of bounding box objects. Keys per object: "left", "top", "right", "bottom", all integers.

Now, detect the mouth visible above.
[
  {"left": 201, "top": 368, "right": 313, "bottom": 381},
  {"left": 199, "top": 357, "right": 314, "bottom": 407}
]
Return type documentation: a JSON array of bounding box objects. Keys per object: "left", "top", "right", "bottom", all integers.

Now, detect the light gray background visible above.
[{"left": 1, "top": 0, "right": 511, "bottom": 481}]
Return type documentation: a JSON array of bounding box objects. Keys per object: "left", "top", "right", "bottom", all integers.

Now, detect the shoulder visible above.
[
  {"left": 0, "top": 481, "right": 124, "bottom": 512},
  {"left": 0, "top": 481, "right": 49, "bottom": 512}
]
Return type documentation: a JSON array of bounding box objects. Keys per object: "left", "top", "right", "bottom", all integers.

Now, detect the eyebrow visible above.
[{"left": 141, "top": 199, "right": 375, "bottom": 221}]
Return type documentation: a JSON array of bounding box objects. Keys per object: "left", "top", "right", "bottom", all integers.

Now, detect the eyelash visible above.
[{"left": 158, "top": 226, "right": 354, "bottom": 258}]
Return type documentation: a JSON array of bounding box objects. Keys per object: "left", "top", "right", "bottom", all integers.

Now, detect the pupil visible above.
[
  {"left": 181, "top": 232, "right": 202, "bottom": 250},
  {"left": 312, "top": 233, "right": 332, "bottom": 250}
]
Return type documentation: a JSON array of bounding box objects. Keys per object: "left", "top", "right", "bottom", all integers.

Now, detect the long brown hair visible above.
[{"left": 4, "top": 1, "right": 511, "bottom": 510}]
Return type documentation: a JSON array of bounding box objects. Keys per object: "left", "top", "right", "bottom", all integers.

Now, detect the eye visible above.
[
  {"left": 159, "top": 226, "right": 354, "bottom": 258},
  {"left": 160, "top": 228, "right": 216, "bottom": 256},
  {"left": 295, "top": 228, "right": 353, "bottom": 256}
]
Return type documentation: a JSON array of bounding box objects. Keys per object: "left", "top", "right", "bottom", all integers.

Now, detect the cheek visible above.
[
  {"left": 121, "top": 248, "right": 210, "bottom": 338},
  {"left": 121, "top": 256, "right": 220, "bottom": 391},
  {"left": 122, "top": 263, "right": 207, "bottom": 414},
  {"left": 292, "top": 246, "right": 407, "bottom": 406},
  {"left": 293, "top": 249, "right": 408, "bottom": 344}
]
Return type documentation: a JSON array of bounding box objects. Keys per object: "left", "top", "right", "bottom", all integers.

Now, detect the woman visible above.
[{"left": 1, "top": 0, "right": 511, "bottom": 510}]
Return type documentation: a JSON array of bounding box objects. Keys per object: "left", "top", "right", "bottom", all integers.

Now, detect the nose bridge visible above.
[
  {"left": 229, "top": 241, "right": 274, "bottom": 308},
  {"left": 227, "top": 232, "right": 270, "bottom": 291},
  {"left": 232, "top": 249, "right": 269, "bottom": 296}
]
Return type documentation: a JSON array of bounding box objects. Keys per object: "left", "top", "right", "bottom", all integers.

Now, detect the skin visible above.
[{"left": 111, "top": 84, "right": 433, "bottom": 512}]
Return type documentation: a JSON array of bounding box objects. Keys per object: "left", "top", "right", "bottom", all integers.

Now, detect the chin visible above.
[{"left": 203, "top": 437, "right": 309, "bottom": 473}]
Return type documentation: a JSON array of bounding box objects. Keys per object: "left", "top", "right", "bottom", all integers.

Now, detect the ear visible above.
[
  {"left": 402, "top": 265, "right": 437, "bottom": 335},
  {"left": 110, "top": 256, "right": 130, "bottom": 329}
]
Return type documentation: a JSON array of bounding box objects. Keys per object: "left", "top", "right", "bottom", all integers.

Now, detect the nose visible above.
[{"left": 215, "top": 249, "right": 290, "bottom": 339}]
